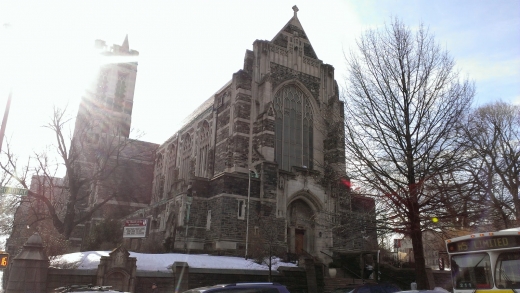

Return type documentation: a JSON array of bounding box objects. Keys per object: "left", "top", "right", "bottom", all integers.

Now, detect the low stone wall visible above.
[
  {"left": 47, "top": 269, "right": 97, "bottom": 292},
  {"left": 5, "top": 233, "right": 316, "bottom": 293},
  {"left": 379, "top": 264, "right": 453, "bottom": 291},
  {"left": 188, "top": 267, "right": 307, "bottom": 292},
  {"left": 45, "top": 266, "right": 309, "bottom": 293},
  {"left": 132, "top": 271, "right": 175, "bottom": 293}
]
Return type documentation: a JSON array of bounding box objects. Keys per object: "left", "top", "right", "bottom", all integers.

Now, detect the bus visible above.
[{"left": 445, "top": 227, "right": 520, "bottom": 293}]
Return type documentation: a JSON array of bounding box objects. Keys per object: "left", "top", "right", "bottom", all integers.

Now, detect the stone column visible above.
[
  {"left": 304, "top": 258, "right": 317, "bottom": 293},
  {"left": 6, "top": 233, "right": 49, "bottom": 293},
  {"left": 289, "top": 228, "right": 295, "bottom": 253},
  {"left": 173, "top": 261, "right": 189, "bottom": 293}
]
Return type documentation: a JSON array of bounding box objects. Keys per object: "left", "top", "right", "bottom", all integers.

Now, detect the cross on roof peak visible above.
[{"left": 292, "top": 5, "right": 299, "bottom": 17}]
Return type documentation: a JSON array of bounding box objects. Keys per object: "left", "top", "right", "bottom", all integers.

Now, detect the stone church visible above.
[
  {"left": 7, "top": 6, "right": 376, "bottom": 265},
  {"left": 122, "top": 6, "right": 376, "bottom": 263}
]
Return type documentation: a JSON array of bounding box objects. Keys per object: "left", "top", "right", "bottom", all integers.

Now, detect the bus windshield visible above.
[
  {"left": 495, "top": 251, "right": 520, "bottom": 289},
  {"left": 451, "top": 253, "right": 493, "bottom": 289}
]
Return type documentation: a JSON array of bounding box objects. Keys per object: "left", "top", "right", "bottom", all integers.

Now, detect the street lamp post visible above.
[{"left": 245, "top": 169, "right": 258, "bottom": 259}]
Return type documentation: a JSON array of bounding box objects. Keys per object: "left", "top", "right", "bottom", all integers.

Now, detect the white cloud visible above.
[{"left": 456, "top": 57, "right": 520, "bottom": 82}]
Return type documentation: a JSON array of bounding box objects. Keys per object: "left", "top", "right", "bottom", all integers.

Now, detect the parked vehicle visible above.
[
  {"left": 395, "top": 289, "right": 449, "bottom": 293},
  {"left": 331, "top": 284, "right": 361, "bottom": 293},
  {"left": 333, "top": 283, "right": 401, "bottom": 293},
  {"left": 53, "top": 285, "right": 129, "bottom": 292},
  {"left": 181, "top": 282, "right": 290, "bottom": 293}
]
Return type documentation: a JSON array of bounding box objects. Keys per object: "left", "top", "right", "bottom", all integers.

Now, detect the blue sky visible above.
[{"left": 0, "top": 0, "right": 518, "bottom": 168}]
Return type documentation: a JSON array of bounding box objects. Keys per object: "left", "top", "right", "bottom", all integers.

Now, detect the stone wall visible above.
[
  {"left": 43, "top": 264, "right": 451, "bottom": 293},
  {"left": 46, "top": 269, "right": 97, "bottom": 291},
  {"left": 43, "top": 267, "right": 308, "bottom": 293}
]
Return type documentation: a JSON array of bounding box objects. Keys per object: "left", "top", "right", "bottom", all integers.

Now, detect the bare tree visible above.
[
  {"left": 1, "top": 106, "right": 145, "bottom": 240},
  {"left": 343, "top": 19, "right": 474, "bottom": 289},
  {"left": 459, "top": 101, "right": 520, "bottom": 228},
  {"left": 0, "top": 169, "right": 19, "bottom": 237},
  {"left": 249, "top": 214, "right": 286, "bottom": 281}
]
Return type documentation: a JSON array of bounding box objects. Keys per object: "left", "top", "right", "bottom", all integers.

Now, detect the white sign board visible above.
[
  {"left": 1, "top": 186, "right": 28, "bottom": 196},
  {"left": 123, "top": 219, "right": 149, "bottom": 238}
]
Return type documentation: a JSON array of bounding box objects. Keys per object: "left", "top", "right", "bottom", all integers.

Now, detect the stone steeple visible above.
[
  {"left": 270, "top": 5, "right": 318, "bottom": 59},
  {"left": 121, "top": 34, "right": 129, "bottom": 51}
]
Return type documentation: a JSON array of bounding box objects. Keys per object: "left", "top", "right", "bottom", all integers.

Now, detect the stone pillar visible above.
[
  {"left": 96, "top": 246, "right": 136, "bottom": 292},
  {"left": 425, "top": 267, "right": 435, "bottom": 289},
  {"left": 289, "top": 228, "right": 295, "bottom": 253},
  {"left": 6, "top": 233, "right": 49, "bottom": 293},
  {"left": 304, "top": 258, "right": 317, "bottom": 293},
  {"left": 173, "top": 261, "right": 189, "bottom": 293}
]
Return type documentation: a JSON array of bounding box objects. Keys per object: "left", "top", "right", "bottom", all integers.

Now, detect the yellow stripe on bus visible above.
[{"left": 475, "top": 289, "right": 513, "bottom": 293}]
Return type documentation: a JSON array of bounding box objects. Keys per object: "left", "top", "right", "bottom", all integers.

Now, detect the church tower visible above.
[{"left": 75, "top": 36, "right": 139, "bottom": 138}]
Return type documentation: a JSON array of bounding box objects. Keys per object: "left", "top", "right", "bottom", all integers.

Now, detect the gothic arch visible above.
[
  {"left": 196, "top": 120, "right": 211, "bottom": 178},
  {"left": 180, "top": 133, "right": 193, "bottom": 181},
  {"left": 286, "top": 190, "right": 322, "bottom": 255},
  {"left": 272, "top": 80, "right": 319, "bottom": 116},
  {"left": 287, "top": 190, "right": 323, "bottom": 213},
  {"left": 273, "top": 83, "right": 315, "bottom": 171}
]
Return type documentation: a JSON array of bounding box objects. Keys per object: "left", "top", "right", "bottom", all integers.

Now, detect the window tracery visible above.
[
  {"left": 180, "top": 133, "right": 192, "bottom": 181},
  {"left": 166, "top": 143, "right": 177, "bottom": 193},
  {"left": 196, "top": 121, "right": 211, "bottom": 178},
  {"left": 274, "top": 85, "right": 313, "bottom": 171},
  {"left": 154, "top": 154, "right": 164, "bottom": 200}
]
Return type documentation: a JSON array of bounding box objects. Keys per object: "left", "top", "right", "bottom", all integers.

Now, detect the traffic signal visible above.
[{"left": 0, "top": 252, "right": 9, "bottom": 269}]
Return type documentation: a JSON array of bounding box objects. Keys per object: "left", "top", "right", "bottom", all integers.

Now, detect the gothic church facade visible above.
[
  {"left": 8, "top": 6, "right": 375, "bottom": 263},
  {"left": 124, "top": 7, "right": 375, "bottom": 263}
]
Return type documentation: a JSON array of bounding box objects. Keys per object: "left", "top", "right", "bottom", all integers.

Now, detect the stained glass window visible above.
[{"left": 274, "top": 85, "right": 313, "bottom": 171}]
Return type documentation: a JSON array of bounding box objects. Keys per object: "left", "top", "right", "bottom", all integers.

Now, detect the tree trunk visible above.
[{"left": 410, "top": 211, "right": 429, "bottom": 289}]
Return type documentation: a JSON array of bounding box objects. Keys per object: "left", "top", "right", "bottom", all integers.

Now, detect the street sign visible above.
[
  {"left": 1, "top": 186, "right": 28, "bottom": 196},
  {"left": 123, "top": 218, "right": 149, "bottom": 238},
  {"left": 0, "top": 252, "right": 9, "bottom": 269}
]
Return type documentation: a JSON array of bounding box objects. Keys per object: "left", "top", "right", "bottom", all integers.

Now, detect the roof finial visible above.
[{"left": 292, "top": 5, "right": 299, "bottom": 17}]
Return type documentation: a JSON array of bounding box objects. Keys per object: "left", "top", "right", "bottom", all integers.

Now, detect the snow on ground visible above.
[{"left": 50, "top": 251, "right": 297, "bottom": 272}]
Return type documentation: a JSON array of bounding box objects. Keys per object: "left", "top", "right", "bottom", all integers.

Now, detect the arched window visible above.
[
  {"left": 274, "top": 85, "right": 313, "bottom": 171},
  {"left": 166, "top": 143, "right": 177, "bottom": 193},
  {"left": 155, "top": 154, "right": 164, "bottom": 200},
  {"left": 196, "top": 121, "right": 211, "bottom": 178},
  {"left": 180, "top": 133, "right": 192, "bottom": 181}
]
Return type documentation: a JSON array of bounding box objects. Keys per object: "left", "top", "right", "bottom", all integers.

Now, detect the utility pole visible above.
[{"left": 0, "top": 90, "right": 12, "bottom": 153}]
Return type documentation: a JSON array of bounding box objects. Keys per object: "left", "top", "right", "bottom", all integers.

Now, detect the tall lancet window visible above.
[
  {"left": 274, "top": 85, "right": 313, "bottom": 171},
  {"left": 196, "top": 121, "right": 210, "bottom": 178},
  {"left": 180, "top": 133, "right": 192, "bottom": 181}
]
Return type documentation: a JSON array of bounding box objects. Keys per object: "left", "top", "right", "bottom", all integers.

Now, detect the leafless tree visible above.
[
  {"left": 249, "top": 214, "right": 286, "bottom": 281},
  {"left": 0, "top": 169, "right": 19, "bottom": 237},
  {"left": 343, "top": 18, "right": 474, "bottom": 289},
  {"left": 459, "top": 101, "right": 520, "bottom": 228},
  {"left": 1, "top": 106, "right": 144, "bottom": 240}
]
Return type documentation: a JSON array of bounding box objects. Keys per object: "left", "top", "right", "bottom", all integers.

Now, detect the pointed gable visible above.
[
  {"left": 122, "top": 34, "right": 129, "bottom": 51},
  {"left": 271, "top": 5, "right": 318, "bottom": 59}
]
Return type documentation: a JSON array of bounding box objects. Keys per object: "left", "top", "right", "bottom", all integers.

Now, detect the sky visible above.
[{"left": 0, "top": 0, "right": 519, "bottom": 177}]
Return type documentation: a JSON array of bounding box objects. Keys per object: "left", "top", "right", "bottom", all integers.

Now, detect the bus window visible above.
[
  {"left": 451, "top": 253, "right": 492, "bottom": 289},
  {"left": 495, "top": 251, "right": 520, "bottom": 289}
]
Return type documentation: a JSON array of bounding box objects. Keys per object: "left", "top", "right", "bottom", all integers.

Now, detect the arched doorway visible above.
[{"left": 287, "top": 198, "right": 316, "bottom": 255}]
